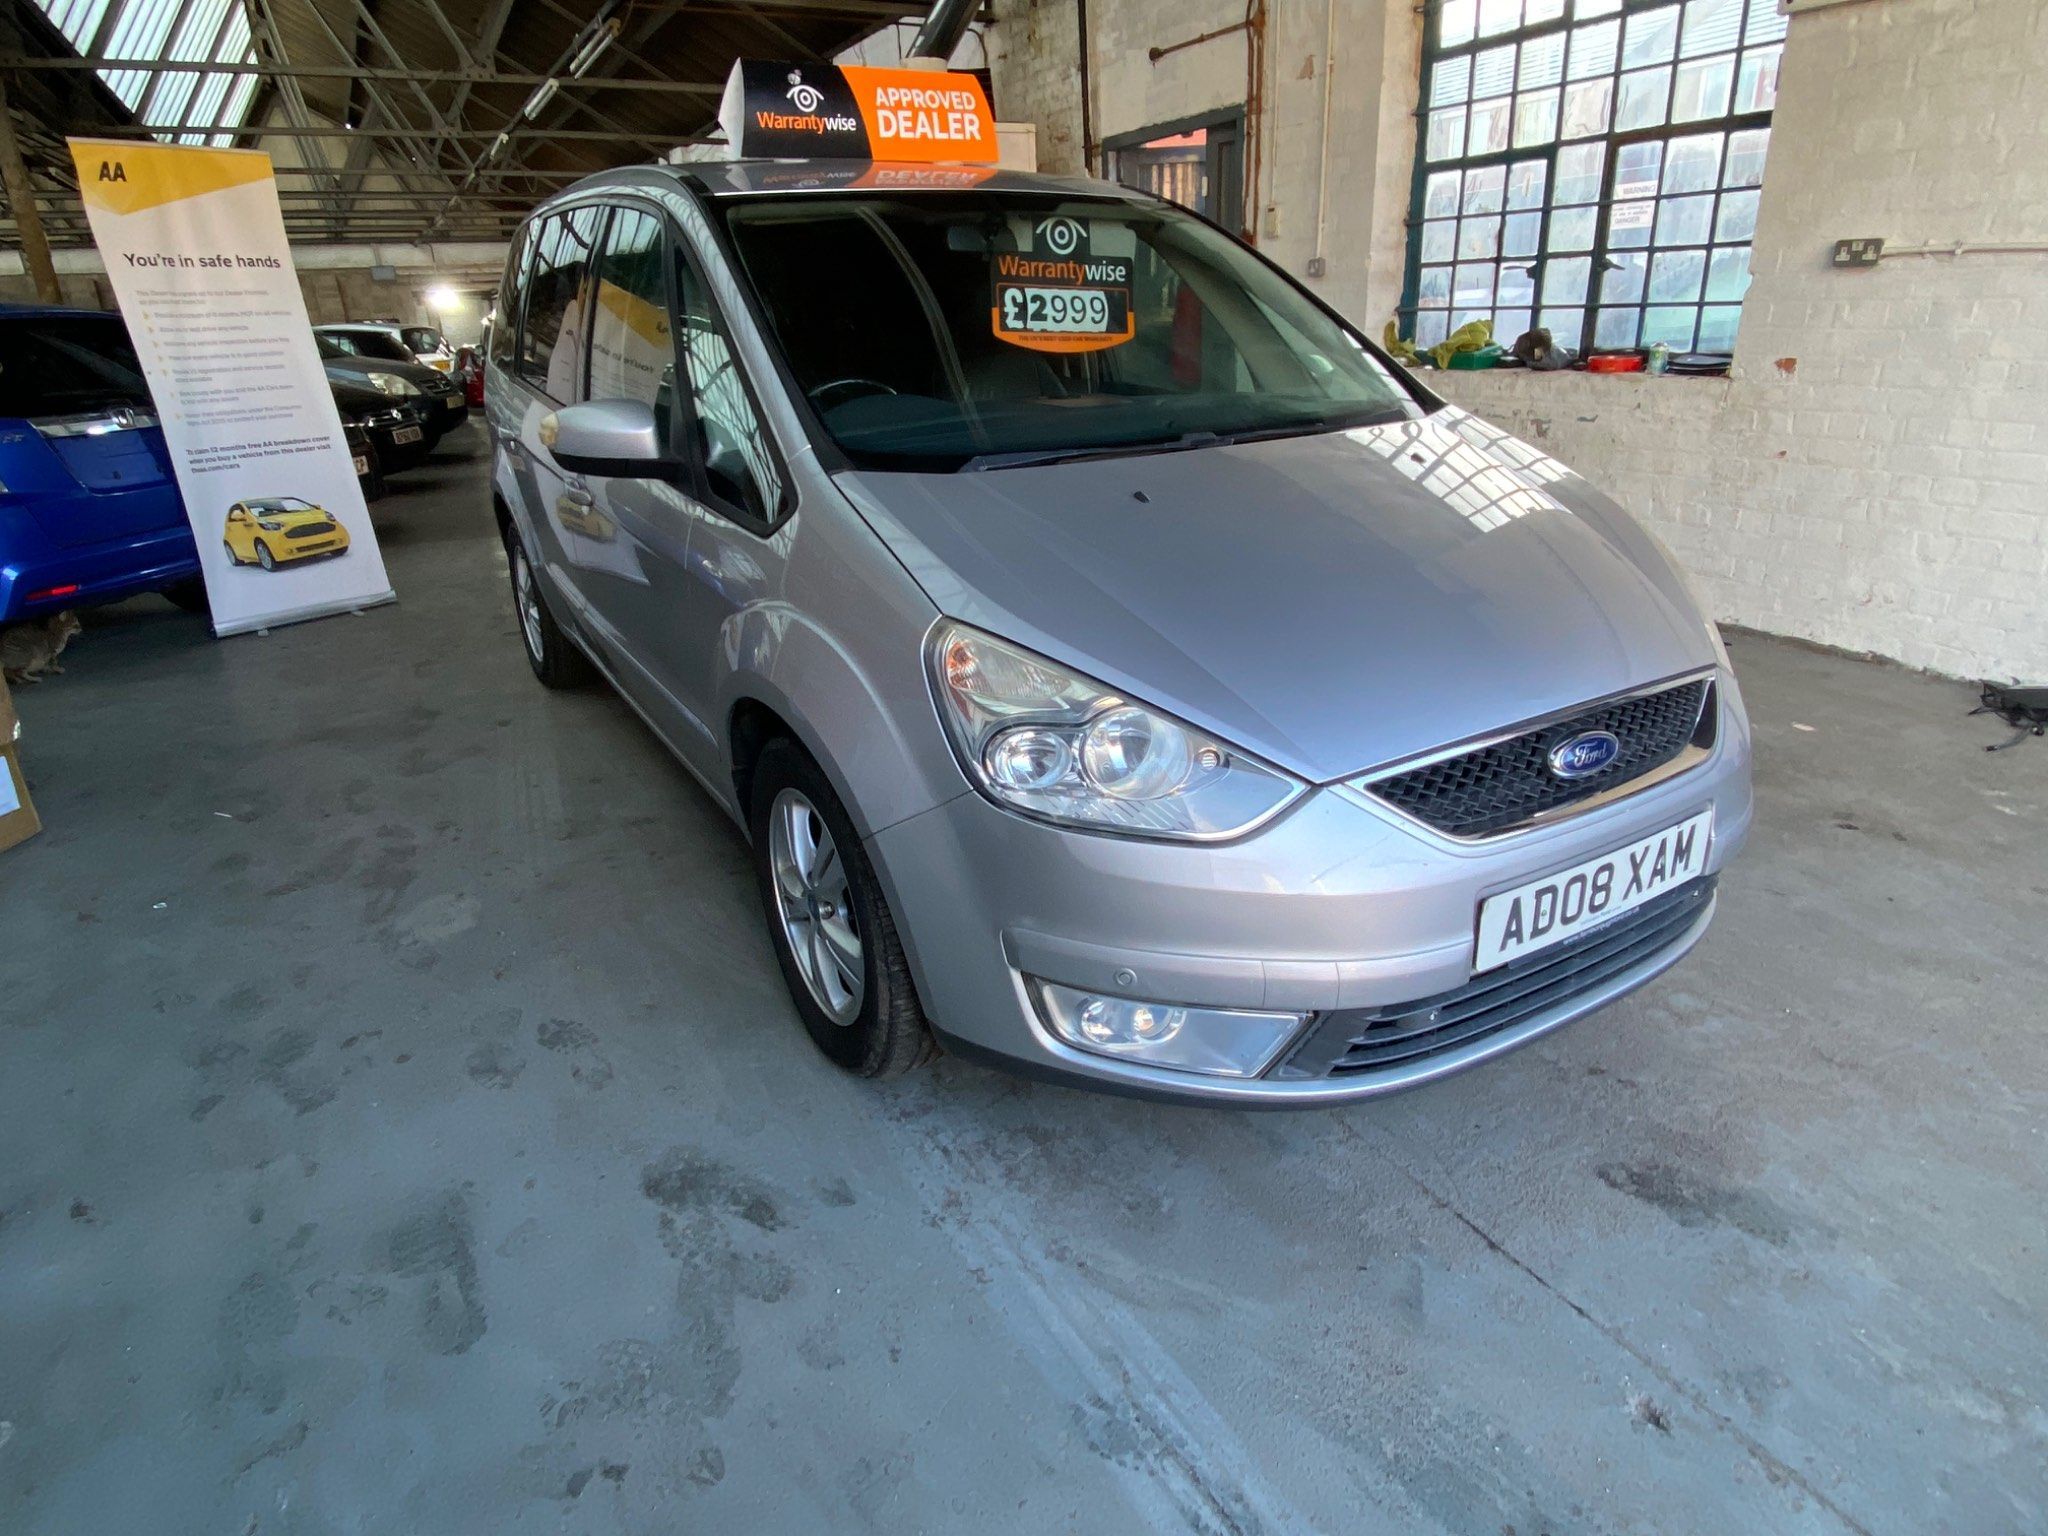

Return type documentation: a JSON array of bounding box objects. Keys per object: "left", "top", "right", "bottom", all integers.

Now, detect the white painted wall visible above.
[{"left": 987, "top": 0, "right": 2048, "bottom": 680}]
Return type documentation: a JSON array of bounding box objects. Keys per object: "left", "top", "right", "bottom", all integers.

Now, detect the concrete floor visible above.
[{"left": 2, "top": 434, "right": 2044, "bottom": 1536}]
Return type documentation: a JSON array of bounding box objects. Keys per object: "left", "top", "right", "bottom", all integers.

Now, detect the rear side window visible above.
[
  {"left": 518, "top": 206, "right": 606, "bottom": 401},
  {"left": 488, "top": 224, "right": 532, "bottom": 370},
  {"left": 333, "top": 329, "right": 412, "bottom": 363}
]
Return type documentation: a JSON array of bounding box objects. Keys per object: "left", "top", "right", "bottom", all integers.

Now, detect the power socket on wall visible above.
[{"left": 1831, "top": 236, "right": 1885, "bottom": 267}]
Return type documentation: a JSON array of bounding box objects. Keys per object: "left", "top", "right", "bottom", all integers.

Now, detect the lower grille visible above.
[
  {"left": 1364, "top": 679, "right": 1715, "bottom": 839},
  {"left": 286, "top": 521, "right": 338, "bottom": 539},
  {"left": 1275, "top": 876, "right": 1716, "bottom": 1079}
]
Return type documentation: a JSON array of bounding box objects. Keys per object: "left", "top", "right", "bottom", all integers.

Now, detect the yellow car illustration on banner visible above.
[{"left": 222, "top": 498, "right": 352, "bottom": 571}]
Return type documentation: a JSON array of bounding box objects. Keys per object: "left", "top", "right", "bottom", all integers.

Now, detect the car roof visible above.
[
  {"left": 538, "top": 158, "right": 1151, "bottom": 213},
  {"left": 0, "top": 303, "right": 125, "bottom": 322}
]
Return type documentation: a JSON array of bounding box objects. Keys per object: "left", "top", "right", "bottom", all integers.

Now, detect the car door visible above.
[{"left": 507, "top": 205, "right": 607, "bottom": 631}]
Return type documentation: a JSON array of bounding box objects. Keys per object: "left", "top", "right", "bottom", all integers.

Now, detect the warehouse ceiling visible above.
[{"left": 1, "top": 0, "right": 933, "bottom": 249}]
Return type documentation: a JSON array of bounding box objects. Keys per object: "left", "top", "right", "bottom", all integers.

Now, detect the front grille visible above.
[
  {"left": 1365, "top": 679, "right": 1713, "bottom": 839},
  {"left": 286, "top": 521, "right": 338, "bottom": 539},
  {"left": 1277, "top": 877, "right": 1715, "bottom": 1079}
]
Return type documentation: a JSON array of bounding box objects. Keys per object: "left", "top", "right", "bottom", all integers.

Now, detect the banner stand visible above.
[{"left": 67, "top": 138, "right": 396, "bottom": 637}]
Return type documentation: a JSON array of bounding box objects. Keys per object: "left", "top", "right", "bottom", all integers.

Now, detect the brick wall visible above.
[{"left": 987, "top": 0, "right": 2048, "bottom": 680}]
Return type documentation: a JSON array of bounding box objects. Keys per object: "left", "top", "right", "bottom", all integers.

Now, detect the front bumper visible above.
[{"left": 867, "top": 674, "right": 1753, "bottom": 1106}]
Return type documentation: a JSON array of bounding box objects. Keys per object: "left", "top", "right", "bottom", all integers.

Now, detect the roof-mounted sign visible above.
[{"left": 717, "top": 60, "right": 996, "bottom": 165}]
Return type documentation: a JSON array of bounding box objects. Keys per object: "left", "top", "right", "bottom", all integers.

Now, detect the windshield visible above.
[
  {"left": 718, "top": 193, "right": 1419, "bottom": 471},
  {"left": 248, "top": 497, "right": 316, "bottom": 513},
  {"left": 401, "top": 327, "right": 446, "bottom": 355},
  {"left": 324, "top": 329, "right": 414, "bottom": 363},
  {"left": 0, "top": 316, "right": 152, "bottom": 418}
]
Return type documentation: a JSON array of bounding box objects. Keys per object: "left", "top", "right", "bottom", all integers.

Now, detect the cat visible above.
[{"left": 1, "top": 611, "right": 82, "bottom": 684}]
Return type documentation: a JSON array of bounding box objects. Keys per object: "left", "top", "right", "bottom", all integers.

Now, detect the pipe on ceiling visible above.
[{"left": 906, "top": 0, "right": 977, "bottom": 61}]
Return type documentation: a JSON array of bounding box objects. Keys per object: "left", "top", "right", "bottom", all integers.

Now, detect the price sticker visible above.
[{"left": 990, "top": 216, "right": 1137, "bottom": 354}]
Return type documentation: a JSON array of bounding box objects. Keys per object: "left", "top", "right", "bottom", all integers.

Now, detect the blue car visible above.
[{"left": 0, "top": 304, "right": 202, "bottom": 623}]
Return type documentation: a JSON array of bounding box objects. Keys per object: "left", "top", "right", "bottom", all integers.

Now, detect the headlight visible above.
[
  {"left": 257, "top": 520, "right": 282, "bottom": 531},
  {"left": 926, "top": 621, "right": 1304, "bottom": 840},
  {"left": 366, "top": 371, "right": 419, "bottom": 397}
]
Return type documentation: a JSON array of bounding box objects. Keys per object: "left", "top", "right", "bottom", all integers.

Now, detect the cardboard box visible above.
[
  {"left": 0, "top": 740, "right": 40, "bottom": 854},
  {"left": 0, "top": 670, "right": 17, "bottom": 743}
]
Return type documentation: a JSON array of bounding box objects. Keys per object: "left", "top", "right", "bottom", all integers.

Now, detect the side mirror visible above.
[{"left": 546, "top": 398, "right": 684, "bottom": 479}]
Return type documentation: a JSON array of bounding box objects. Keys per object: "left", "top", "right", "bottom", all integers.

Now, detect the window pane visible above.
[
  {"left": 1416, "top": 310, "right": 1452, "bottom": 347},
  {"left": 1642, "top": 305, "right": 1696, "bottom": 348},
  {"left": 1513, "top": 89, "right": 1560, "bottom": 147},
  {"left": 1498, "top": 264, "right": 1538, "bottom": 307},
  {"left": 1649, "top": 248, "right": 1706, "bottom": 302},
  {"left": 1424, "top": 169, "right": 1462, "bottom": 219},
  {"left": 1494, "top": 306, "right": 1534, "bottom": 342},
  {"left": 675, "top": 255, "right": 782, "bottom": 522},
  {"left": 1427, "top": 106, "right": 1468, "bottom": 161},
  {"left": 1543, "top": 255, "right": 1592, "bottom": 303},
  {"left": 1520, "top": 32, "right": 1566, "bottom": 88},
  {"left": 1459, "top": 216, "right": 1503, "bottom": 258},
  {"left": 1616, "top": 65, "right": 1672, "bottom": 131},
  {"left": 1745, "top": 0, "right": 1788, "bottom": 45},
  {"left": 1479, "top": 0, "right": 1522, "bottom": 37},
  {"left": 1433, "top": 54, "right": 1473, "bottom": 106},
  {"left": 1474, "top": 42, "right": 1518, "bottom": 97},
  {"left": 1527, "top": 0, "right": 1566, "bottom": 20},
  {"left": 1696, "top": 303, "right": 1741, "bottom": 351},
  {"left": 1609, "top": 197, "right": 1655, "bottom": 247},
  {"left": 1507, "top": 159, "right": 1548, "bottom": 208},
  {"left": 518, "top": 207, "right": 604, "bottom": 400},
  {"left": 1422, "top": 218, "right": 1457, "bottom": 262},
  {"left": 1538, "top": 306, "right": 1586, "bottom": 342},
  {"left": 1568, "top": 19, "right": 1619, "bottom": 79},
  {"left": 1655, "top": 193, "right": 1715, "bottom": 246},
  {"left": 1419, "top": 265, "right": 1454, "bottom": 307},
  {"left": 1725, "top": 128, "right": 1770, "bottom": 188},
  {"left": 1556, "top": 141, "right": 1607, "bottom": 203},
  {"left": 1714, "top": 187, "right": 1760, "bottom": 241},
  {"left": 1602, "top": 250, "right": 1648, "bottom": 303},
  {"left": 1705, "top": 244, "right": 1752, "bottom": 300},
  {"left": 1623, "top": 5, "right": 1680, "bottom": 66},
  {"left": 588, "top": 208, "right": 672, "bottom": 410},
  {"left": 1453, "top": 262, "right": 1497, "bottom": 306},
  {"left": 1463, "top": 163, "right": 1507, "bottom": 213},
  {"left": 1441, "top": 0, "right": 1478, "bottom": 46},
  {"left": 1576, "top": 0, "right": 1621, "bottom": 16},
  {"left": 1547, "top": 204, "right": 1598, "bottom": 250},
  {"left": 1503, "top": 210, "right": 1542, "bottom": 256},
  {"left": 1736, "top": 45, "right": 1780, "bottom": 111},
  {"left": 1561, "top": 77, "right": 1613, "bottom": 139},
  {"left": 1672, "top": 55, "right": 1733, "bottom": 121},
  {"left": 1663, "top": 133, "right": 1723, "bottom": 193},
  {"left": 1681, "top": 0, "right": 1743, "bottom": 57},
  {"left": 1469, "top": 97, "right": 1512, "bottom": 155},
  {"left": 1594, "top": 306, "right": 1638, "bottom": 347},
  {"left": 1614, "top": 140, "right": 1665, "bottom": 197}
]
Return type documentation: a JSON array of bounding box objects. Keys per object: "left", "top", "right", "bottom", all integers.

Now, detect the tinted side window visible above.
[
  {"left": 675, "top": 253, "right": 784, "bottom": 525},
  {"left": 587, "top": 207, "right": 672, "bottom": 413},
  {"left": 488, "top": 224, "right": 532, "bottom": 370},
  {"left": 517, "top": 206, "right": 605, "bottom": 401}
]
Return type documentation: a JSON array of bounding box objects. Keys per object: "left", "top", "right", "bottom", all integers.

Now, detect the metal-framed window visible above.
[{"left": 1400, "top": 0, "right": 1784, "bottom": 358}]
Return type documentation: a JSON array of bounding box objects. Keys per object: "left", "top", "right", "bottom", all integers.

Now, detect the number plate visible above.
[
  {"left": 352, "top": 454, "right": 369, "bottom": 475},
  {"left": 1474, "top": 811, "right": 1712, "bottom": 972},
  {"left": 444, "top": 397, "right": 464, "bottom": 412},
  {"left": 392, "top": 425, "right": 424, "bottom": 444}
]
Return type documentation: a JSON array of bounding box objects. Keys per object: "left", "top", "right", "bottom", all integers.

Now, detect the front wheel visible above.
[
  {"left": 750, "top": 738, "right": 933, "bottom": 1077},
  {"left": 256, "top": 541, "right": 276, "bottom": 572},
  {"left": 505, "top": 523, "right": 591, "bottom": 688}
]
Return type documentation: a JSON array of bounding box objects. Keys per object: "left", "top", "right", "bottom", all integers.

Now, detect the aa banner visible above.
[{"left": 66, "top": 139, "right": 394, "bottom": 636}]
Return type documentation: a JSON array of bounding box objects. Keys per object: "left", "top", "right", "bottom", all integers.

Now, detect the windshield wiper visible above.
[{"left": 958, "top": 411, "right": 1410, "bottom": 472}]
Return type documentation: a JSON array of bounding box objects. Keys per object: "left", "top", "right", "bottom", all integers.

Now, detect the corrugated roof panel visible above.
[{"left": 30, "top": 0, "right": 262, "bottom": 140}]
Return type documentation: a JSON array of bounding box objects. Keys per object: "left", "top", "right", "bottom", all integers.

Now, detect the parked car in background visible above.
[
  {"left": 455, "top": 344, "right": 485, "bottom": 407},
  {"left": 0, "top": 303, "right": 198, "bottom": 621},
  {"left": 316, "top": 320, "right": 455, "bottom": 374},
  {"left": 488, "top": 165, "right": 1752, "bottom": 1105},
  {"left": 316, "top": 332, "right": 469, "bottom": 443},
  {"left": 329, "top": 375, "right": 429, "bottom": 475}
]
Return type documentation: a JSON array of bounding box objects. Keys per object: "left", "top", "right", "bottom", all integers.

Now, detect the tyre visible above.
[
  {"left": 256, "top": 541, "right": 276, "bottom": 572},
  {"left": 161, "top": 577, "right": 210, "bottom": 615},
  {"left": 749, "top": 737, "right": 934, "bottom": 1077},
  {"left": 223, "top": 538, "right": 242, "bottom": 566},
  {"left": 505, "top": 523, "right": 591, "bottom": 688}
]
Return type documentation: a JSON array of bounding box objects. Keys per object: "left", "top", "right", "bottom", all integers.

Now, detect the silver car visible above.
[{"left": 485, "top": 161, "right": 1752, "bottom": 1106}]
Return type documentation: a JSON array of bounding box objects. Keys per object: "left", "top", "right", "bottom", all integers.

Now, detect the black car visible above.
[
  {"left": 329, "top": 376, "right": 429, "bottom": 475},
  {"left": 315, "top": 332, "right": 470, "bottom": 441}
]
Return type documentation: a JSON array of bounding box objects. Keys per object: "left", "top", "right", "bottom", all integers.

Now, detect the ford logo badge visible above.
[{"left": 1548, "top": 729, "right": 1622, "bottom": 779}]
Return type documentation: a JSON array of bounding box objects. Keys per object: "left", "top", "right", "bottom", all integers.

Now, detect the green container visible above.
[{"left": 1447, "top": 345, "right": 1504, "bottom": 370}]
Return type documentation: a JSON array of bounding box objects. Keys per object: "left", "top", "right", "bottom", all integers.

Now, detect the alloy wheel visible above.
[
  {"left": 512, "top": 544, "right": 544, "bottom": 661},
  {"left": 768, "top": 788, "right": 863, "bottom": 1025}
]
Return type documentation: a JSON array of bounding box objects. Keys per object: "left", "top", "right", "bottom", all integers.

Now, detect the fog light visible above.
[{"left": 1031, "top": 979, "right": 1306, "bottom": 1079}]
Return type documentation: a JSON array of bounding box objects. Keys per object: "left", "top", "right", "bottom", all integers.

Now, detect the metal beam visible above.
[
  {"left": 0, "top": 54, "right": 723, "bottom": 93},
  {"left": 0, "top": 72, "right": 60, "bottom": 301}
]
